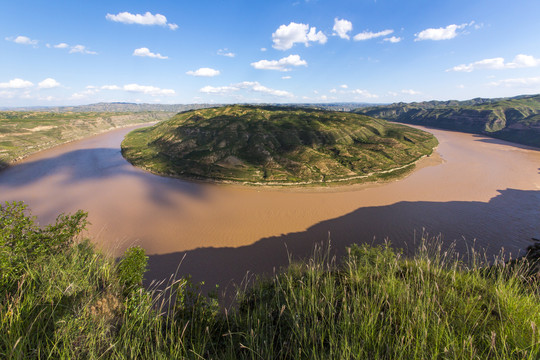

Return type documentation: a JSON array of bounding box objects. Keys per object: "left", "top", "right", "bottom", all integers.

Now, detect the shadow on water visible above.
[
  {"left": 146, "top": 188, "right": 540, "bottom": 296},
  {"left": 0, "top": 147, "right": 207, "bottom": 207},
  {"left": 472, "top": 134, "right": 540, "bottom": 151}
]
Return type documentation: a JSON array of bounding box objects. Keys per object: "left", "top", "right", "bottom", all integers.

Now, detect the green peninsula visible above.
[{"left": 121, "top": 105, "right": 437, "bottom": 185}]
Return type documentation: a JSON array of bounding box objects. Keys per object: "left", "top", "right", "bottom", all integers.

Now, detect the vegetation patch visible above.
[
  {"left": 121, "top": 105, "right": 437, "bottom": 185},
  {"left": 0, "top": 111, "right": 173, "bottom": 168},
  {"left": 1, "top": 202, "right": 539, "bottom": 359}
]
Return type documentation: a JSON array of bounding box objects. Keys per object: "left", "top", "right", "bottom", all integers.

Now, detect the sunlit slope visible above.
[
  {"left": 355, "top": 94, "right": 540, "bottom": 148},
  {"left": 121, "top": 105, "right": 437, "bottom": 185}
]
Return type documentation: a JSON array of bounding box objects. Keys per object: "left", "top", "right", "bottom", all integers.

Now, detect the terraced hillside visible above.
[
  {"left": 121, "top": 105, "right": 437, "bottom": 185},
  {"left": 355, "top": 94, "right": 540, "bottom": 148}
]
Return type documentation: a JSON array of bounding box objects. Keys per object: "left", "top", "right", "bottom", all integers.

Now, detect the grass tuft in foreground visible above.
[{"left": 1, "top": 201, "right": 539, "bottom": 359}]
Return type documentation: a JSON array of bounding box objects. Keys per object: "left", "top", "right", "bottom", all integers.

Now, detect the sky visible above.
[{"left": 1, "top": 0, "right": 540, "bottom": 107}]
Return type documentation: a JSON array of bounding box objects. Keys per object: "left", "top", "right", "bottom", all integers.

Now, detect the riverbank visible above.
[
  {"left": 0, "top": 111, "right": 171, "bottom": 169},
  {"left": 2, "top": 201, "right": 539, "bottom": 359}
]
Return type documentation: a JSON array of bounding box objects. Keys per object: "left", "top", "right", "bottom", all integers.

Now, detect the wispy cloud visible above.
[
  {"left": 69, "top": 45, "right": 97, "bottom": 55},
  {"left": 133, "top": 47, "right": 168, "bottom": 59},
  {"left": 447, "top": 54, "right": 540, "bottom": 72},
  {"left": 106, "top": 11, "right": 178, "bottom": 30},
  {"left": 217, "top": 48, "right": 235, "bottom": 57},
  {"left": 488, "top": 76, "right": 540, "bottom": 88},
  {"left": 186, "top": 68, "right": 220, "bottom": 77},
  {"left": 251, "top": 54, "right": 307, "bottom": 72},
  {"left": 123, "top": 84, "right": 175, "bottom": 95},
  {"left": 383, "top": 36, "right": 401, "bottom": 43},
  {"left": 354, "top": 29, "right": 393, "bottom": 41},
  {"left": 272, "top": 22, "right": 327, "bottom": 50},
  {"left": 200, "top": 81, "right": 293, "bottom": 97}
]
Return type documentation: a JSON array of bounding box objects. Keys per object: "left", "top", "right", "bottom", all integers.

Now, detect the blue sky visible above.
[{"left": 1, "top": 0, "right": 540, "bottom": 106}]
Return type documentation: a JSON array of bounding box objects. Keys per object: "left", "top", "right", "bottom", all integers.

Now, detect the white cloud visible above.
[
  {"left": 54, "top": 43, "right": 69, "bottom": 49},
  {"left": 333, "top": 18, "right": 352, "bottom": 40},
  {"left": 415, "top": 23, "right": 469, "bottom": 41},
  {"left": 69, "top": 45, "right": 97, "bottom": 55},
  {"left": 0, "top": 78, "right": 34, "bottom": 89},
  {"left": 260, "top": 47, "right": 267, "bottom": 52},
  {"left": 353, "top": 29, "right": 393, "bottom": 41},
  {"left": 330, "top": 88, "right": 337, "bottom": 93},
  {"left": 401, "top": 89, "right": 421, "bottom": 95},
  {"left": 488, "top": 76, "right": 540, "bottom": 88},
  {"left": 101, "top": 85, "right": 121, "bottom": 90},
  {"left": 340, "top": 84, "right": 348, "bottom": 89},
  {"left": 447, "top": 54, "right": 540, "bottom": 72},
  {"left": 217, "top": 48, "right": 235, "bottom": 57},
  {"left": 6, "top": 35, "right": 38, "bottom": 46},
  {"left": 383, "top": 36, "right": 401, "bottom": 43},
  {"left": 106, "top": 11, "right": 178, "bottom": 30},
  {"left": 282, "top": 76, "right": 292, "bottom": 79},
  {"left": 351, "top": 89, "right": 378, "bottom": 98},
  {"left": 251, "top": 54, "right": 307, "bottom": 71},
  {"left": 200, "top": 81, "right": 293, "bottom": 97},
  {"left": 186, "top": 68, "right": 220, "bottom": 77},
  {"left": 123, "top": 84, "right": 175, "bottom": 96},
  {"left": 272, "top": 22, "right": 327, "bottom": 50},
  {"left": 38, "top": 78, "right": 60, "bottom": 89},
  {"left": 133, "top": 47, "right": 168, "bottom": 59}
]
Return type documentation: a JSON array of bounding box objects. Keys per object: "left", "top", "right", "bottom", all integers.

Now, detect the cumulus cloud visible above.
[
  {"left": 340, "top": 84, "right": 348, "bottom": 89},
  {"left": 186, "top": 68, "right": 220, "bottom": 77},
  {"left": 106, "top": 11, "right": 178, "bottom": 30},
  {"left": 272, "top": 22, "right": 327, "bottom": 50},
  {"left": 353, "top": 29, "right": 393, "bottom": 41},
  {"left": 333, "top": 18, "right": 352, "bottom": 40},
  {"left": 133, "top": 47, "right": 168, "bottom": 59},
  {"left": 447, "top": 54, "right": 540, "bottom": 72},
  {"left": 488, "top": 76, "right": 540, "bottom": 88},
  {"left": 415, "top": 23, "right": 470, "bottom": 41},
  {"left": 251, "top": 54, "right": 307, "bottom": 71},
  {"left": 123, "top": 84, "right": 175, "bottom": 95},
  {"left": 6, "top": 35, "right": 38, "bottom": 46},
  {"left": 54, "top": 43, "right": 69, "bottom": 48},
  {"left": 38, "top": 78, "right": 60, "bottom": 89},
  {"left": 0, "top": 78, "right": 34, "bottom": 89},
  {"left": 69, "top": 45, "right": 97, "bottom": 55},
  {"left": 217, "top": 48, "right": 235, "bottom": 57},
  {"left": 200, "top": 81, "right": 293, "bottom": 97},
  {"left": 383, "top": 36, "right": 401, "bottom": 43}
]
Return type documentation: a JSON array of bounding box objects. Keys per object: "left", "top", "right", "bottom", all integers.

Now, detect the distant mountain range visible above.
[
  {"left": 354, "top": 94, "right": 540, "bottom": 148},
  {"left": 1, "top": 102, "right": 376, "bottom": 113}
]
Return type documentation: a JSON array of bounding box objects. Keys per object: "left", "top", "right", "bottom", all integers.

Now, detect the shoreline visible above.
[{"left": 121, "top": 146, "right": 443, "bottom": 193}]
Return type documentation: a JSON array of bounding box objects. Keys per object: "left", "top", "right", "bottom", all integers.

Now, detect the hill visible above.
[
  {"left": 354, "top": 94, "right": 540, "bottom": 148},
  {"left": 121, "top": 105, "right": 437, "bottom": 185}
]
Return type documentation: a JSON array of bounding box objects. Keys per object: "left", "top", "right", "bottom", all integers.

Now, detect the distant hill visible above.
[
  {"left": 0, "top": 102, "right": 222, "bottom": 113},
  {"left": 121, "top": 105, "right": 437, "bottom": 185},
  {"left": 1, "top": 102, "right": 374, "bottom": 113},
  {"left": 354, "top": 94, "right": 540, "bottom": 148}
]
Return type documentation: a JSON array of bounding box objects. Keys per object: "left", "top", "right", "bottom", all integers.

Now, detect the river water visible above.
[{"left": 0, "top": 124, "right": 539, "bottom": 290}]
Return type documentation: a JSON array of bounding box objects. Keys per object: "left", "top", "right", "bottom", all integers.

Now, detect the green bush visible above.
[{"left": 117, "top": 246, "right": 148, "bottom": 294}]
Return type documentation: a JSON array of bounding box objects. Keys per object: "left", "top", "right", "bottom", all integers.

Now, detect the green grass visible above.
[
  {"left": 121, "top": 105, "right": 438, "bottom": 186},
  {"left": 2, "top": 202, "right": 539, "bottom": 359},
  {"left": 0, "top": 111, "right": 173, "bottom": 167}
]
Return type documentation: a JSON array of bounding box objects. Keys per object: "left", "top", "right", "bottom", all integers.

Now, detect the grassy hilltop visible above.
[
  {"left": 121, "top": 105, "right": 437, "bottom": 185},
  {"left": 355, "top": 94, "right": 540, "bottom": 148}
]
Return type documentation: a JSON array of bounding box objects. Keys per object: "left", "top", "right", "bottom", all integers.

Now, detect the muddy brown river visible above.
[{"left": 1, "top": 124, "right": 539, "bottom": 291}]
